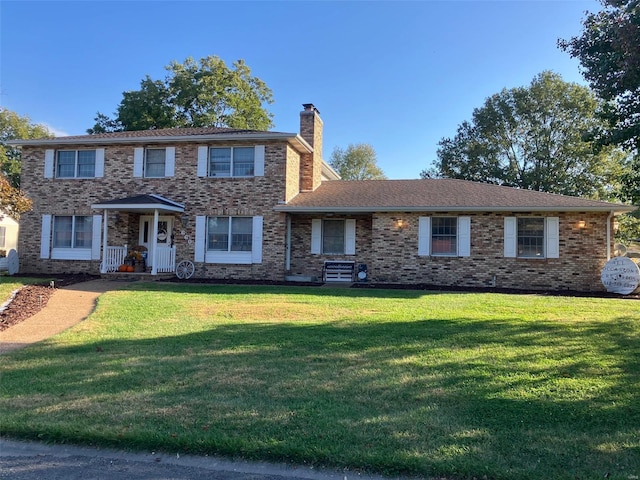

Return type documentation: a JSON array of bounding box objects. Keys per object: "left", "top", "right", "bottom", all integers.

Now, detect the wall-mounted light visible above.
[
  {"left": 577, "top": 220, "right": 587, "bottom": 229},
  {"left": 181, "top": 214, "right": 189, "bottom": 228},
  {"left": 613, "top": 220, "right": 620, "bottom": 233},
  {"left": 395, "top": 219, "right": 406, "bottom": 231}
]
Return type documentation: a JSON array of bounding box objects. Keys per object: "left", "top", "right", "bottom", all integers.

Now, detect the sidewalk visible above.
[{"left": 0, "top": 279, "right": 127, "bottom": 354}]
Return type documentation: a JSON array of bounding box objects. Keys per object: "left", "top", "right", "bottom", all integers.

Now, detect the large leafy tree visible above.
[
  {"left": 422, "top": 71, "right": 620, "bottom": 199},
  {"left": 0, "top": 108, "right": 51, "bottom": 218},
  {"left": 89, "top": 56, "right": 274, "bottom": 133},
  {"left": 1, "top": 108, "right": 52, "bottom": 188},
  {"left": 559, "top": 0, "right": 640, "bottom": 151},
  {"left": 559, "top": 0, "right": 639, "bottom": 241},
  {"left": 330, "top": 144, "right": 387, "bottom": 180}
]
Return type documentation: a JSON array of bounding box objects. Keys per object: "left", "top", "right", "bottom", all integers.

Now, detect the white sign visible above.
[{"left": 601, "top": 257, "right": 640, "bottom": 295}]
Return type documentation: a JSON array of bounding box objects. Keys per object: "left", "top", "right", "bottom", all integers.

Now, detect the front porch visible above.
[{"left": 92, "top": 194, "right": 185, "bottom": 276}]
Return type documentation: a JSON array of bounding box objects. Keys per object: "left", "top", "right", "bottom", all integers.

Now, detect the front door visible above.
[{"left": 139, "top": 215, "right": 173, "bottom": 267}]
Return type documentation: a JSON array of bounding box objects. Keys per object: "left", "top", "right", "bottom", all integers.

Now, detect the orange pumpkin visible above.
[
  {"left": 127, "top": 266, "right": 134, "bottom": 272},
  {"left": 118, "top": 264, "right": 128, "bottom": 272}
]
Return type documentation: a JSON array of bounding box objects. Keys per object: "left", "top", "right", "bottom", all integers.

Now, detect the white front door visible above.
[{"left": 139, "top": 215, "right": 173, "bottom": 267}]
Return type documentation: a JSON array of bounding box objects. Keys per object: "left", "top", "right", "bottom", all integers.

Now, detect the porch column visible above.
[
  {"left": 151, "top": 209, "right": 159, "bottom": 275},
  {"left": 100, "top": 209, "right": 108, "bottom": 273}
]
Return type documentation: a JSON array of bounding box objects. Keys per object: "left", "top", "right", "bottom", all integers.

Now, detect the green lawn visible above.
[{"left": 1, "top": 283, "right": 639, "bottom": 479}]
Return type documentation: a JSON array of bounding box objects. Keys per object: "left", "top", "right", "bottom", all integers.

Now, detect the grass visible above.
[
  {"left": 0, "top": 276, "right": 53, "bottom": 303},
  {"left": 1, "top": 283, "right": 639, "bottom": 479}
]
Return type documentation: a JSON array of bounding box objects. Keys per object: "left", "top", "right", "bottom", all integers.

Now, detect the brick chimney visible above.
[{"left": 299, "top": 103, "right": 323, "bottom": 191}]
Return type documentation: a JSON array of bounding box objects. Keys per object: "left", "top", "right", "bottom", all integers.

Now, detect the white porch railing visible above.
[
  {"left": 155, "top": 246, "right": 176, "bottom": 273},
  {"left": 101, "top": 245, "right": 175, "bottom": 274},
  {"left": 102, "top": 245, "right": 128, "bottom": 273}
]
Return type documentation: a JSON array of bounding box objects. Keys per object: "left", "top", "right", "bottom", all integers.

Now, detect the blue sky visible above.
[{"left": 1, "top": 0, "right": 600, "bottom": 179}]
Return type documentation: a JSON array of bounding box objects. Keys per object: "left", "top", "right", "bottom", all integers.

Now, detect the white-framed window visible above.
[
  {"left": 144, "top": 148, "right": 166, "bottom": 178},
  {"left": 418, "top": 216, "right": 471, "bottom": 257},
  {"left": 311, "top": 219, "right": 356, "bottom": 255},
  {"left": 53, "top": 215, "right": 92, "bottom": 249},
  {"left": 40, "top": 214, "right": 101, "bottom": 261},
  {"left": 197, "top": 145, "right": 265, "bottom": 178},
  {"left": 45, "top": 149, "right": 104, "bottom": 179},
  {"left": 207, "top": 216, "right": 253, "bottom": 252},
  {"left": 504, "top": 217, "right": 559, "bottom": 259},
  {"left": 133, "top": 147, "right": 175, "bottom": 178},
  {"left": 56, "top": 150, "right": 95, "bottom": 178},
  {"left": 194, "top": 215, "right": 263, "bottom": 264},
  {"left": 210, "top": 147, "right": 254, "bottom": 177}
]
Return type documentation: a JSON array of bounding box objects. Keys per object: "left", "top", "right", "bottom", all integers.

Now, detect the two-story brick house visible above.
[{"left": 11, "top": 104, "right": 636, "bottom": 292}]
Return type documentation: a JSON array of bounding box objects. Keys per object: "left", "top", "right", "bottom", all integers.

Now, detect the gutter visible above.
[
  {"left": 8, "top": 133, "right": 313, "bottom": 153},
  {"left": 273, "top": 205, "right": 637, "bottom": 214}
]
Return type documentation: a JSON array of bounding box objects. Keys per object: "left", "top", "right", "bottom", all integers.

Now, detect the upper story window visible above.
[
  {"left": 197, "top": 145, "right": 265, "bottom": 178},
  {"left": 133, "top": 147, "right": 175, "bottom": 178},
  {"left": 53, "top": 215, "right": 93, "bottom": 249},
  {"left": 45, "top": 149, "right": 104, "bottom": 179},
  {"left": 56, "top": 150, "right": 96, "bottom": 178},
  {"left": 145, "top": 148, "right": 166, "bottom": 178},
  {"left": 209, "top": 147, "right": 255, "bottom": 177}
]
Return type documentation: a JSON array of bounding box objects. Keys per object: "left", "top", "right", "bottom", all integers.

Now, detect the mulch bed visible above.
[{"left": 0, "top": 274, "right": 99, "bottom": 332}]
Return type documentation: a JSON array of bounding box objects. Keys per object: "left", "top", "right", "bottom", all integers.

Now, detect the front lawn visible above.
[{"left": 1, "top": 284, "right": 638, "bottom": 479}]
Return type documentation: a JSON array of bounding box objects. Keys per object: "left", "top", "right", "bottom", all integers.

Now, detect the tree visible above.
[
  {"left": 558, "top": 0, "right": 640, "bottom": 151},
  {"left": 89, "top": 56, "right": 274, "bottom": 133},
  {"left": 1, "top": 108, "right": 52, "bottom": 188},
  {"left": 422, "top": 71, "right": 620, "bottom": 198},
  {"left": 0, "top": 174, "right": 32, "bottom": 219},
  {"left": 330, "top": 144, "right": 387, "bottom": 180}
]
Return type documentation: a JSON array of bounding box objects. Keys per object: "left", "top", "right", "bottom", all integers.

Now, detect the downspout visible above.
[
  {"left": 100, "top": 210, "right": 108, "bottom": 273},
  {"left": 285, "top": 214, "right": 291, "bottom": 271},
  {"left": 606, "top": 210, "right": 614, "bottom": 261}
]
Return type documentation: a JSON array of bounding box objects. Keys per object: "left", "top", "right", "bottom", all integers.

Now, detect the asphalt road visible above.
[{"left": 0, "top": 439, "right": 386, "bottom": 480}]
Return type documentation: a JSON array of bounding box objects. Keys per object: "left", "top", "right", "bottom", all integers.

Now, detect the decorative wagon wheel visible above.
[{"left": 175, "top": 260, "right": 195, "bottom": 280}]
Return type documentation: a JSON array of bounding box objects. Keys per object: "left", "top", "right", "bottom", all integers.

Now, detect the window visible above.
[
  {"left": 53, "top": 216, "right": 92, "bottom": 249},
  {"left": 431, "top": 217, "right": 458, "bottom": 255},
  {"left": 207, "top": 217, "right": 253, "bottom": 252},
  {"left": 517, "top": 218, "right": 545, "bottom": 257},
  {"left": 0, "top": 226, "right": 5, "bottom": 248},
  {"left": 145, "top": 148, "right": 166, "bottom": 178},
  {"left": 209, "top": 147, "right": 255, "bottom": 177},
  {"left": 311, "top": 219, "right": 356, "bottom": 255},
  {"left": 504, "top": 217, "right": 559, "bottom": 259},
  {"left": 56, "top": 150, "right": 96, "bottom": 178},
  {"left": 418, "top": 216, "right": 471, "bottom": 257},
  {"left": 322, "top": 220, "right": 345, "bottom": 254}
]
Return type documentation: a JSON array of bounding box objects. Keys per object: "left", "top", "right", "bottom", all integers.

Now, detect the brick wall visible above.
[
  {"left": 18, "top": 141, "right": 297, "bottom": 279},
  {"left": 289, "top": 211, "right": 612, "bottom": 292}
]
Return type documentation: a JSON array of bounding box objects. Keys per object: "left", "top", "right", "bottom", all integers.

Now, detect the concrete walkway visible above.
[{"left": 0, "top": 279, "right": 127, "bottom": 354}]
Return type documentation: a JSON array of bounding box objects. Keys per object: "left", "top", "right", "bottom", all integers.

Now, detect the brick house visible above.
[{"left": 10, "top": 104, "right": 636, "bottom": 291}]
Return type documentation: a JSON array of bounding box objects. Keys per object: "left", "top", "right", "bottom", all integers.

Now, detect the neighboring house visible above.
[
  {"left": 0, "top": 210, "right": 19, "bottom": 252},
  {"left": 9, "top": 104, "right": 636, "bottom": 292}
]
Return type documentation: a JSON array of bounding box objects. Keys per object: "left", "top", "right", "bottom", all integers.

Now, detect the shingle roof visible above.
[
  {"left": 7, "top": 126, "right": 312, "bottom": 153},
  {"left": 60, "top": 127, "right": 263, "bottom": 140},
  {"left": 275, "top": 179, "right": 636, "bottom": 213},
  {"left": 91, "top": 194, "right": 184, "bottom": 212}
]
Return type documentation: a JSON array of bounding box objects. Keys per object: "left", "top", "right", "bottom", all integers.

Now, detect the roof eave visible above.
[
  {"left": 91, "top": 203, "right": 185, "bottom": 213},
  {"left": 274, "top": 205, "right": 638, "bottom": 214},
  {"left": 8, "top": 132, "right": 313, "bottom": 153}
]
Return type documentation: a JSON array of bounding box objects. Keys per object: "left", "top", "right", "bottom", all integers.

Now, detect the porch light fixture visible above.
[
  {"left": 577, "top": 220, "right": 587, "bottom": 229},
  {"left": 180, "top": 214, "right": 189, "bottom": 228},
  {"left": 395, "top": 219, "right": 406, "bottom": 231}
]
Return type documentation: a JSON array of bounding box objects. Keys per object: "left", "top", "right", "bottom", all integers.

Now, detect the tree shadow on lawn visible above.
[{"left": 1, "top": 316, "right": 639, "bottom": 479}]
